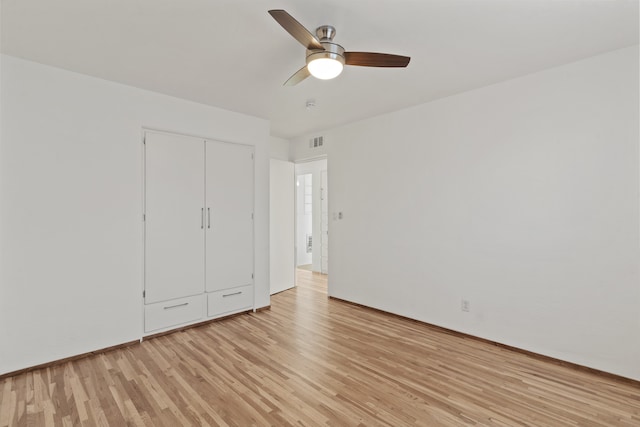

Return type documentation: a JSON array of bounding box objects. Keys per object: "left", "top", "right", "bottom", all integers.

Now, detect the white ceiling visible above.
[{"left": 2, "top": 0, "right": 638, "bottom": 139}]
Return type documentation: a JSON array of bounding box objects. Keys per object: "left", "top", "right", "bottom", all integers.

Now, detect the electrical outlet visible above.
[{"left": 461, "top": 299, "right": 470, "bottom": 312}]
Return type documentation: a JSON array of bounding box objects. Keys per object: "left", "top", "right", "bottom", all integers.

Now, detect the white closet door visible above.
[
  {"left": 206, "top": 141, "right": 254, "bottom": 292},
  {"left": 145, "top": 132, "right": 205, "bottom": 303}
]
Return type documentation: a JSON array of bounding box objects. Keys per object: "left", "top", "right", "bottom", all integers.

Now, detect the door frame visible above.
[{"left": 293, "top": 155, "right": 328, "bottom": 286}]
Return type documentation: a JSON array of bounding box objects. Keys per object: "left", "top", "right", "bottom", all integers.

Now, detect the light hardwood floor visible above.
[{"left": 1, "top": 269, "right": 639, "bottom": 426}]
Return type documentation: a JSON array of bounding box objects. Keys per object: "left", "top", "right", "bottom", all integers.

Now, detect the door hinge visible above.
[
  {"left": 251, "top": 153, "right": 254, "bottom": 160},
  {"left": 252, "top": 273, "right": 254, "bottom": 279},
  {"left": 143, "top": 213, "right": 146, "bottom": 221},
  {"left": 143, "top": 290, "right": 146, "bottom": 298},
  {"left": 251, "top": 213, "right": 254, "bottom": 220}
]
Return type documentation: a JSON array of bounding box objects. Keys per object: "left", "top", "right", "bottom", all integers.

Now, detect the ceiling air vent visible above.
[{"left": 309, "top": 136, "right": 324, "bottom": 148}]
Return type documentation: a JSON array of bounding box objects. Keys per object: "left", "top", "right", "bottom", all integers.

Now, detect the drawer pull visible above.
[
  {"left": 164, "top": 302, "right": 189, "bottom": 310},
  {"left": 222, "top": 291, "right": 242, "bottom": 298}
]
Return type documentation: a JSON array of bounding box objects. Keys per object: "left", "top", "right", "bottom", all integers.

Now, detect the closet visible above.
[{"left": 143, "top": 131, "right": 254, "bottom": 333}]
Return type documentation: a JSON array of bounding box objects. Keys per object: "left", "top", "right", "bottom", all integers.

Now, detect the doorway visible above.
[
  {"left": 295, "top": 158, "right": 328, "bottom": 281},
  {"left": 296, "top": 172, "right": 313, "bottom": 271}
]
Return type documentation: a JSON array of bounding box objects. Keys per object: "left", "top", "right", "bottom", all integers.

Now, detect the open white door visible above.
[
  {"left": 270, "top": 159, "right": 295, "bottom": 294},
  {"left": 321, "top": 169, "right": 329, "bottom": 274}
]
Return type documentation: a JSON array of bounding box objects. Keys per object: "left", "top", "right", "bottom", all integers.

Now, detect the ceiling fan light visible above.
[{"left": 307, "top": 57, "right": 344, "bottom": 80}]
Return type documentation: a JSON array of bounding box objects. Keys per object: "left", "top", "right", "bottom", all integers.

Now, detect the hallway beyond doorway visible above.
[
  {"left": 296, "top": 267, "right": 327, "bottom": 294},
  {"left": 295, "top": 158, "right": 328, "bottom": 275}
]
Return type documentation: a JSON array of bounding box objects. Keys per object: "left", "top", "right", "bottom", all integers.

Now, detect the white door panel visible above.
[
  {"left": 145, "top": 132, "right": 205, "bottom": 303},
  {"left": 270, "top": 159, "right": 295, "bottom": 294},
  {"left": 321, "top": 169, "right": 329, "bottom": 274},
  {"left": 206, "top": 141, "right": 254, "bottom": 292}
]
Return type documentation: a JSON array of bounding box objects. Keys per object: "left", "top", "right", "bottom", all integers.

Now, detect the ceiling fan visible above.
[{"left": 268, "top": 9, "right": 411, "bottom": 86}]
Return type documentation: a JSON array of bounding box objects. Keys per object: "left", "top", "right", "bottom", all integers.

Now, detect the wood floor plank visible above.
[{"left": 1, "top": 269, "right": 639, "bottom": 426}]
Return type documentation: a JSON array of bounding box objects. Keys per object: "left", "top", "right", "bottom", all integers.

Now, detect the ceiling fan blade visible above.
[
  {"left": 284, "top": 66, "right": 311, "bottom": 86},
  {"left": 344, "top": 52, "right": 411, "bottom": 67},
  {"left": 268, "top": 10, "right": 324, "bottom": 51}
]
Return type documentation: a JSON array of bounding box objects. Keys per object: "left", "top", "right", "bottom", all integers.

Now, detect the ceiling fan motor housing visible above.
[
  {"left": 306, "top": 25, "right": 345, "bottom": 66},
  {"left": 306, "top": 41, "right": 345, "bottom": 66}
]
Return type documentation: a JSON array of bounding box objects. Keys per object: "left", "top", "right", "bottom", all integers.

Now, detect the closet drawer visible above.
[
  {"left": 145, "top": 294, "right": 204, "bottom": 333},
  {"left": 208, "top": 285, "right": 253, "bottom": 317}
]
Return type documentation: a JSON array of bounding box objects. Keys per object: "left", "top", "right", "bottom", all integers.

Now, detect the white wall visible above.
[
  {"left": 292, "top": 46, "right": 640, "bottom": 380},
  {"left": 0, "top": 53, "right": 4, "bottom": 362},
  {"left": 270, "top": 136, "right": 290, "bottom": 161},
  {"left": 0, "top": 55, "right": 270, "bottom": 375},
  {"left": 290, "top": 136, "right": 327, "bottom": 162}
]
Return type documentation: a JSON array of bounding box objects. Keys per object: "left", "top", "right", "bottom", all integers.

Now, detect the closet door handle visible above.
[
  {"left": 164, "top": 302, "right": 188, "bottom": 310},
  {"left": 222, "top": 291, "right": 242, "bottom": 298},
  {"left": 201, "top": 208, "right": 204, "bottom": 229},
  {"left": 208, "top": 208, "right": 211, "bottom": 229}
]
